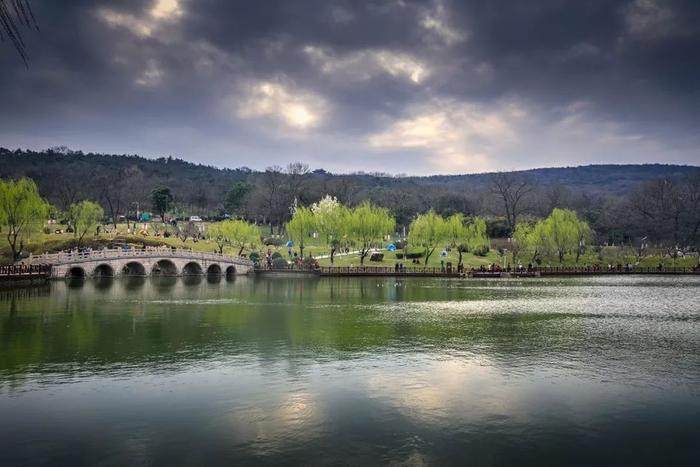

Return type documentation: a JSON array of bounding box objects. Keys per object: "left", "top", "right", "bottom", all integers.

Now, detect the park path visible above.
[{"left": 312, "top": 250, "right": 360, "bottom": 259}]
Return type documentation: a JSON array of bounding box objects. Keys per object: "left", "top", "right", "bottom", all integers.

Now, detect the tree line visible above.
[
  {"left": 0, "top": 178, "right": 104, "bottom": 260},
  {"left": 1, "top": 147, "right": 699, "bottom": 257}
]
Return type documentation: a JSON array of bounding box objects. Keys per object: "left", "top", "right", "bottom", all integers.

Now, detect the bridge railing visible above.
[
  {"left": 0, "top": 264, "right": 52, "bottom": 276},
  {"left": 23, "top": 247, "right": 252, "bottom": 265}
]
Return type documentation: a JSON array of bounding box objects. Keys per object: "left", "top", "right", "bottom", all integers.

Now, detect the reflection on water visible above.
[{"left": 1, "top": 276, "right": 699, "bottom": 466}]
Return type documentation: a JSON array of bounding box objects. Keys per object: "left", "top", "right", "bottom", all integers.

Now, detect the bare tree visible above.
[
  {"left": 285, "top": 161, "right": 310, "bottom": 204},
  {"left": 490, "top": 172, "right": 534, "bottom": 235},
  {"left": 629, "top": 173, "right": 700, "bottom": 255},
  {"left": 258, "top": 166, "right": 286, "bottom": 234}
]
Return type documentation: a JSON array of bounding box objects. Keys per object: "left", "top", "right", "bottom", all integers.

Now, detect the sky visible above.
[{"left": 1, "top": 0, "right": 699, "bottom": 174}]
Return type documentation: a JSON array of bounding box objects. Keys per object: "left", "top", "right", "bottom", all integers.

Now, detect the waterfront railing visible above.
[{"left": 23, "top": 248, "right": 250, "bottom": 265}]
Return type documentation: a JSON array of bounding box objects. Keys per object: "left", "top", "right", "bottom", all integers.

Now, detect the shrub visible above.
[
  {"left": 263, "top": 237, "right": 285, "bottom": 246},
  {"left": 473, "top": 245, "right": 490, "bottom": 257},
  {"left": 395, "top": 251, "right": 425, "bottom": 259},
  {"left": 271, "top": 257, "right": 289, "bottom": 269},
  {"left": 248, "top": 251, "right": 260, "bottom": 264},
  {"left": 369, "top": 253, "right": 384, "bottom": 262},
  {"left": 42, "top": 227, "right": 51, "bottom": 234}
]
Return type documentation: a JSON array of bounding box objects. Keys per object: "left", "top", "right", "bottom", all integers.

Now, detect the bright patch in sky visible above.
[
  {"left": 369, "top": 100, "right": 522, "bottom": 172},
  {"left": 303, "top": 46, "right": 430, "bottom": 84},
  {"left": 151, "top": 0, "right": 183, "bottom": 20},
  {"left": 237, "top": 82, "right": 326, "bottom": 130}
]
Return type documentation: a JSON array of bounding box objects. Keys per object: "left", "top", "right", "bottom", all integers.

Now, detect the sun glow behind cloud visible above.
[
  {"left": 98, "top": 0, "right": 183, "bottom": 38},
  {"left": 368, "top": 100, "right": 523, "bottom": 172},
  {"left": 236, "top": 82, "right": 327, "bottom": 131},
  {"left": 151, "top": 0, "right": 183, "bottom": 20}
]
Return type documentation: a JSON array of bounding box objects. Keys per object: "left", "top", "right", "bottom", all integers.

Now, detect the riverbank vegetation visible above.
[{"left": 1, "top": 149, "right": 699, "bottom": 269}]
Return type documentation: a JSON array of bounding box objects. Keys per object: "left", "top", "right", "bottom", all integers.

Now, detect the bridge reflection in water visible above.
[{"left": 22, "top": 248, "right": 253, "bottom": 278}]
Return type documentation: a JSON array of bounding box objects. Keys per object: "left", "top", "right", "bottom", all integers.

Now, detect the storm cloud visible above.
[{"left": 1, "top": 0, "right": 698, "bottom": 173}]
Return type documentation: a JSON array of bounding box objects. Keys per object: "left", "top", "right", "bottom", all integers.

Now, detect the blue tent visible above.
[
  {"left": 286, "top": 240, "right": 294, "bottom": 247},
  {"left": 386, "top": 243, "right": 397, "bottom": 251}
]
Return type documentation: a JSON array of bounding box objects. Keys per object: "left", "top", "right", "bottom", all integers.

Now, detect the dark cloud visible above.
[{"left": 1, "top": 0, "right": 698, "bottom": 174}]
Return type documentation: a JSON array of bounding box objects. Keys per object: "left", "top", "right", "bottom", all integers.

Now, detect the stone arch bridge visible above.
[{"left": 22, "top": 248, "right": 254, "bottom": 278}]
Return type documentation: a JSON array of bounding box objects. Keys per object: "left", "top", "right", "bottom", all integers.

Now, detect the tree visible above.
[
  {"left": 630, "top": 174, "right": 700, "bottom": 254},
  {"left": 285, "top": 162, "right": 311, "bottom": 204},
  {"left": 224, "top": 182, "right": 253, "bottom": 216},
  {"left": 445, "top": 214, "right": 468, "bottom": 268},
  {"left": 516, "top": 220, "right": 553, "bottom": 264},
  {"left": 286, "top": 206, "right": 315, "bottom": 258},
  {"left": 68, "top": 200, "right": 104, "bottom": 247},
  {"left": 491, "top": 172, "right": 534, "bottom": 236},
  {"left": 311, "top": 195, "right": 347, "bottom": 264},
  {"left": 150, "top": 186, "right": 173, "bottom": 222},
  {"left": 0, "top": 177, "right": 48, "bottom": 261},
  {"left": 408, "top": 211, "right": 447, "bottom": 266},
  {"left": 96, "top": 168, "right": 128, "bottom": 228},
  {"left": 258, "top": 166, "right": 287, "bottom": 234},
  {"left": 207, "top": 222, "right": 228, "bottom": 254},
  {"left": 511, "top": 222, "right": 532, "bottom": 264},
  {"left": 208, "top": 219, "right": 259, "bottom": 255},
  {"left": 347, "top": 202, "right": 395, "bottom": 265},
  {"left": 545, "top": 208, "right": 585, "bottom": 263},
  {"left": 573, "top": 216, "right": 593, "bottom": 263},
  {"left": 464, "top": 216, "right": 489, "bottom": 260}
]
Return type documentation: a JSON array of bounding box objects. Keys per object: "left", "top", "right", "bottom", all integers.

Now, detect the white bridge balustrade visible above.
[{"left": 21, "top": 247, "right": 253, "bottom": 278}]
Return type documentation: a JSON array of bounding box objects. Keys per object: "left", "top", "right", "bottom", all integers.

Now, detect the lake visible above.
[{"left": 1, "top": 275, "right": 699, "bottom": 466}]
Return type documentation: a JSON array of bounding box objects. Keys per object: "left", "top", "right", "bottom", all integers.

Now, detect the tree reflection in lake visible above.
[{"left": 1, "top": 276, "right": 699, "bottom": 466}]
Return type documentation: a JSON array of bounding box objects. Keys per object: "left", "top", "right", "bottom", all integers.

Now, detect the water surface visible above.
[{"left": 1, "top": 276, "right": 699, "bottom": 466}]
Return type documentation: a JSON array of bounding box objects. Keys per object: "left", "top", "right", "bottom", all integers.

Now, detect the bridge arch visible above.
[
  {"left": 206, "top": 264, "right": 222, "bottom": 275},
  {"left": 67, "top": 266, "right": 86, "bottom": 277},
  {"left": 122, "top": 261, "right": 146, "bottom": 276},
  {"left": 182, "top": 262, "right": 203, "bottom": 275},
  {"left": 225, "top": 265, "right": 236, "bottom": 276},
  {"left": 93, "top": 263, "right": 115, "bottom": 277},
  {"left": 152, "top": 259, "right": 178, "bottom": 276}
]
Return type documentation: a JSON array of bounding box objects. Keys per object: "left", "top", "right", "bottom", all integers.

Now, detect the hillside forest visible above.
[{"left": 1, "top": 147, "right": 699, "bottom": 256}]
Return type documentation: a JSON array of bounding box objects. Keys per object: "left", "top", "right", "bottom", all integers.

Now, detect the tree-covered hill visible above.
[{"left": 1, "top": 147, "right": 698, "bottom": 249}]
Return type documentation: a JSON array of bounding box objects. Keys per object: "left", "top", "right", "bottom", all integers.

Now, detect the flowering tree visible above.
[{"left": 311, "top": 195, "right": 348, "bottom": 263}]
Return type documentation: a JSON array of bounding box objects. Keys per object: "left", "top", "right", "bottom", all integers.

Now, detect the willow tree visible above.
[
  {"left": 511, "top": 222, "right": 532, "bottom": 264},
  {"left": 311, "top": 195, "right": 347, "bottom": 264},
  {"left": 464, "top": 216, "right": 489, "bottom": 258},
  {"left": 515, "top": 220, "right": 552, "bottom": 264},
  {"left": 445, "top": 214, "right": 467, "bottom": 267},
  {"left": 573, "top": 216, "right": 593, "bottom": 263},
  {"left": 286, "top": 206, "right": 315, "bottom": 258},
  {"left": 68, "top": 200, "right": 104, "bottom": 247},
  {"left": 0, "top": 177, "right": 48, "bottom": 261},
  {"left": 208, "top": 219, "right": 259, "bottom": 255},
  {"left": 544, "top": 208, "right": 591, "bottom": 263},
  {"left": 348, "top": 202, "right": 395, "bottom": 265},
  {"left": 408, "top": 211, "right": 446, "bottom": 266}
]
